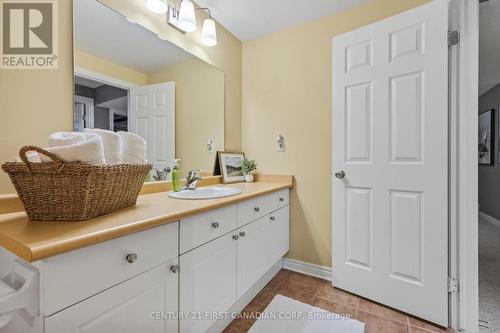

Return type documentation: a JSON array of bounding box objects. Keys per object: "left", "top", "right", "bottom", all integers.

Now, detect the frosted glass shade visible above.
[
  {"left": 201, "top": 18, "right": 217, "bottom": 46},
  {"left": 145, "top": 0, "right": 168, "bottom": 14},
  {"left": 178, "top": 0, "right": 196, "bottom": 32}
]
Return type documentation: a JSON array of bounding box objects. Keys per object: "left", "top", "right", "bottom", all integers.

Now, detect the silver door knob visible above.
[
  {"left": 211, "top": 222, "right": 219, "bottom": 229},
  {"left": 279, "top": 197, "right": 285, "bottom": 202},
  {"left": 232, "top": 234, "right": 239, "bottom": 240},
  {"left": 335, "top": 170, "right": 345, "bottom": 179},
  {"left": 254, "top": 207, "right": 260, "bottom": 212},
  {"left": 126, "top": 253, "right": 138, "bottom": 263},
  {"left": 270, "top": 216, "right": 276, "bottom": 222},
  {"left": 239, "top": 231, "right": 246, "bottom": 237}
]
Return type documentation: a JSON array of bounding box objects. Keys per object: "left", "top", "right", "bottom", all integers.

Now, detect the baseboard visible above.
[
  {"left": 479, "top": 210, "right": 500, "bottom": 228},
  {"left": 281, "top": 258, "right": 332, "bottom": 281}
]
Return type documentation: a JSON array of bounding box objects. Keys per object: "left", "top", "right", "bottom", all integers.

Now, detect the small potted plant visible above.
[{"left": 242, "top": 159, "right": 257, "bottom": 183}]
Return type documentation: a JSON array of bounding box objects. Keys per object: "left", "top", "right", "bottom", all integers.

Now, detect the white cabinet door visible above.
[
  {"left": 236, "top": 216, "right": 272, "bottom": 299},
  {"left": 45, "top": 260, "right": 179, "bottom": 333},
  {"left": 269, "top": 206, "right": 289, "bottom": 264},
  {"left": 332, "top": 0, "right": 448, "bottom": 325},
  {"left": 179, "top": 233, "right": 237, "bottom": 333}
]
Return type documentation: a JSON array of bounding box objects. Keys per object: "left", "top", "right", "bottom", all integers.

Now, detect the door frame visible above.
[
  {"left": 449, "top": 0, "right": 479, "bottom": 331},
  {"left": 74, "top": 95, "right": 95, "bottom": 129}
]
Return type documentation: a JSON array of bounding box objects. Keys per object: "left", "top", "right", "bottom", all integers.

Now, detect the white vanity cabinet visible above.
[
  {"left": 179, "top": 188, "right": 290, "bottom": 333},
  {"left": 0, "top": 187, "right": 290, "bottom": 333}
]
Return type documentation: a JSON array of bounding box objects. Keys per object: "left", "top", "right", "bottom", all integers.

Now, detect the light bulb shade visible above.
[
  {"left": 201, "top": 19, "right": 217, "bottom": 46},
  {"left": 145, "top": 0, "right": 168, "bottom": 14},
  {"left": 178, "top": 0, "right": 196, "bottom": 32}
]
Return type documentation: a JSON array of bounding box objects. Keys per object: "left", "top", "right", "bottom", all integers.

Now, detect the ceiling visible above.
[
  {"left": 195, "top": 0, "right": 370, "bottom": 41},
  {"left": 75, "top": 76, "right": 103, "bottom": 89},
  {"left": 480, "top": 0, "right": 500, "bottom": 95},
  {"left": 73, "top": 0, "right": 193, "bottom": 74}
]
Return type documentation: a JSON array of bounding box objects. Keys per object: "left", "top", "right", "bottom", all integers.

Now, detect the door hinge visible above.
[
  {"left": 448, "top": 277, "right": 458, "bottom": 293},
  {"left": 448, "top": 30, "right": 460, "bottom": 47}
]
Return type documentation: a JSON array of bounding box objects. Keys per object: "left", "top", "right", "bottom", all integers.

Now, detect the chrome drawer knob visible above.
[
  {"left": 126, "top": 253, "right": 138, "bottom": 263},
  {"left": 211, "top": 222, "right": 219, "bottom": 229},
  {"left": 254, "top": 207, "right": 260, "bottom": 212},
  {"left": 279, "top": 197, "right": 285, "bottom": 202},
  {"left": 170, "top": 265, "right": 180, "bottom": 273},
  {"left": 232, "top": 234, "right": 239, "bottom": 240},
  {"left": 270, "top": 216, "right": 276, "bottom": 222},
  {"left": 334, "top": 170, "right": 346, "bottom": 179},
  {"left": 239, "top": 231, "right": 246, "bottom": 237}
]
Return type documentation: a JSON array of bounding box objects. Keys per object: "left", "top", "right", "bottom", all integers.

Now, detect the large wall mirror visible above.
[{"left": 73, "top": 0, "right": 224, "bottom": 180}]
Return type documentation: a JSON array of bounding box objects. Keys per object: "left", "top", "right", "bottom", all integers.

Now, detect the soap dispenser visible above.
[{"left": 172, "top": 159, "right": 181, "bottom": 192}]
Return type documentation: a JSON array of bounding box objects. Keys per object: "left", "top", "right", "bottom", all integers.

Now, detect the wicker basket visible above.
[{"left": 1, "top": 146, "right": 152, "bottom": 221}]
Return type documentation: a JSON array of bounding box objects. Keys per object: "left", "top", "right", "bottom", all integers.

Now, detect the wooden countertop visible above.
[{"left": 0, "top": 177, "right": 293, "bottom": 263}]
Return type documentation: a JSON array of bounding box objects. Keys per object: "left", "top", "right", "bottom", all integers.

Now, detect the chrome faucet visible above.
[{"left": 182, "top": 169, "right": 202, "bottom": 190}]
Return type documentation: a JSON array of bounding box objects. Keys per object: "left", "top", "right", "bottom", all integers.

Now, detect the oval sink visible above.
[{"left": 168, "top": 187, "right": 242, "bottom": 200}]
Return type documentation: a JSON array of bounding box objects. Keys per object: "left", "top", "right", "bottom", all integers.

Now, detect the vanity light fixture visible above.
[
  {"left": 178, "top": 0, "right": 197, "bottom": 32},
  {"left": 201, "top": 15, "right": 217, "bottom": 46},
  {"left": 145, "top": 0, "right": 168, "bottom": 14},
  {"left": 149, "top": 0, "right": 217, "bottom": 47}
]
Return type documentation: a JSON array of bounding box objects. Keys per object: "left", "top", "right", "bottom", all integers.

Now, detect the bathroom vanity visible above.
[{"left": 0, "top": 179, "right": 291, "bottom": 333}]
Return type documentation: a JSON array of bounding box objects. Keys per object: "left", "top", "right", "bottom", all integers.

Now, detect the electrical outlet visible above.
[
  {"left": 207, "top": 139, "right": 215, "bottom": 153},
  {"left": 276, "top": 134, "right": 285, "bottom": 152}
]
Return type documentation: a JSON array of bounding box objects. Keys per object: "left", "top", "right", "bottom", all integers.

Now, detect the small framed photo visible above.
[
  {"left": 218, "top": 151, "right": 246, "bottom": 184},
  {"left": 479, "top": 109, "right": 494, "bottom": 165}
]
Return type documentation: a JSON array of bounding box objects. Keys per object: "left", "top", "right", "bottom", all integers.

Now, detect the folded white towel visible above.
[
  {"left": 48, "top": 132, "right": 86, "bottom": 147},
  {"left": 118, "top": 131, "right": 147, "bottom": 163},
  {"left": 84, "top": 128, "right": 122, "bottom": 164},
  {"left": 38, "top": 133, "right": 106, "bottom": 165}
]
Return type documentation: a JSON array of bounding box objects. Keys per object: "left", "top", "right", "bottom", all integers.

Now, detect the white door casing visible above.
[
  {"left": 129, "top": 82, "right": 175, "bottom": 171},
  {"left": 332, "top": 0, "right": 448, "bottom": 326}
]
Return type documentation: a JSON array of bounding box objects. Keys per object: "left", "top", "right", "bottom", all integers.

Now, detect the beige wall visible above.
[
  {"left": 0, "top": 0, "right": 73, "bottom": 193},
  {"left": 0, "top": 0, "right": 241, "bottom": 194},
  {"left": 148, "top": 59, "right": 224, "bottom": 176},
  {"left": 242, "top": 0, "right": 430, "bottom": 267},
  {"left": 75, "top": 48, "right": 147, "bottom": 86}
]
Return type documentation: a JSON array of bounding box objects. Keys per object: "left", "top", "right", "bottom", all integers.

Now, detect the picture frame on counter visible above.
[{"left": 216, "top": 151, "right": 246, "bottom": 184}]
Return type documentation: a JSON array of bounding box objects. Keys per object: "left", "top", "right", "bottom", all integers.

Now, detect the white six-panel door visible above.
[
  {"left": 129, "top": 82, "right": 175, "bottom": 172},
  {"left": 332, "top": 0, "right": 448, "bottom": 326}
]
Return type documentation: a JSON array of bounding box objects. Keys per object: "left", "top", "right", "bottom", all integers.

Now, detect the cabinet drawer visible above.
[
  {"left": 180, "top": 205, "right": 237, "bottom": 254},
  {"left": 43, "top": 222, "right": 178, "bottom": 316},
  {"left": 237, "top": 189, "right": 289, "bottom": 226},
  {"left": 45, "top": 260, "right": 178, "bottom": 333}
]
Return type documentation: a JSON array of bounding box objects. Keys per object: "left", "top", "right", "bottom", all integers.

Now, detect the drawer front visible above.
[
  {"left": 237, "top": 189, "right": 289, "bottom": 226},
  {"left": 180, "top": 205, "right": 237, "bottom": 254},
  {"left": 43, "top": 222, "right": 178, "bottom": 316}
]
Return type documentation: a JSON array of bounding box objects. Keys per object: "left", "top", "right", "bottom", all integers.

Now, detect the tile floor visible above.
[{"left": 224, "top": 269, "right": 452, "bottom": 333}]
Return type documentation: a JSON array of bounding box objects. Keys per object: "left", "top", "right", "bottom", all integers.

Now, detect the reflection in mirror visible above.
[{"left": 73, "top": 0, "right": 224, "bottom": 180}]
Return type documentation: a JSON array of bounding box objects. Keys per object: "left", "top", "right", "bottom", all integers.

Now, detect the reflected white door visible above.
[
  {"left": 129, "top": 82, "right": 175, "bottom": 172},
  {"left": 332, "top": 0, "right": 448, "bottom": 325}
]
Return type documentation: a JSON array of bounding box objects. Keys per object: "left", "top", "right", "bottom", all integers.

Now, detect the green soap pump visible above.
[{"left": 172, "top": 159, "right": 181, "bottom": 192}]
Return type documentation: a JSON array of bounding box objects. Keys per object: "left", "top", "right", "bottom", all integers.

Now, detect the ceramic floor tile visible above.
[
  {"left": 357, "top": 310, "right": 410, "bottom": 333},
  {"left": 312, "top": 296, "right": 357, "bottom": 318},
  {"left": 408, "top": 317, "right": 450, "bottom": 332},
  {"left": 315, "top": 281, "right": 360, "bottom": 307},
  {"left": 252, "top": 283, "right": 278, "bottom": 306},
  {"left": 358, "top": 297, "right": 408, "bottom": 323},
  {"left": 231, "top": 301, "right": 266, "bottom": 332}
]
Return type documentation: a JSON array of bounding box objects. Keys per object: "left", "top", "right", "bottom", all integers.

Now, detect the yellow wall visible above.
[
  {"left": 242, "top": 0, "right": 430, "bottom": 267},
  {"left": 0, "top": 0, "right": 73, "bottom": 193},
  {"left": 74, "top": 48, "right": 147, "bottom": 86},
  {"left": 0, "top": 0, "right": 241, "bottom": 194},
  {"left": 148, "top": 59, "right": 224, "bottom": 176}
]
